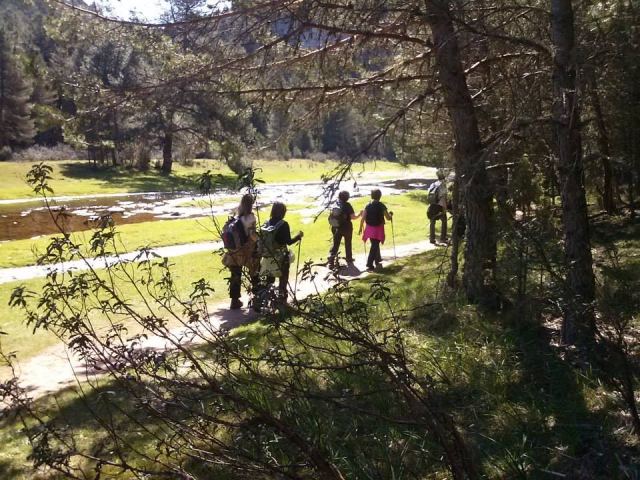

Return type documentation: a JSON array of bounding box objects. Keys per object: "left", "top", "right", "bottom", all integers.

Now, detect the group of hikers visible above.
[
  {"left": 221, "top": 171, "right": 450, "bottom": 311},
  {"left": 221, "top": 196, "right": 303, "bottom": 310}
]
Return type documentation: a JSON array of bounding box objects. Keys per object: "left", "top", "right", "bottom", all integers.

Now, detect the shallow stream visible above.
[{"left": 0, "top": 178, "right": 431, "bottom": 242}]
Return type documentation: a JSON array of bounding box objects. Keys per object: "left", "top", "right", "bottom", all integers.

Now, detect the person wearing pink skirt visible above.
[{"left": 359, "top": 189, "right": 393, "bottom": 272}]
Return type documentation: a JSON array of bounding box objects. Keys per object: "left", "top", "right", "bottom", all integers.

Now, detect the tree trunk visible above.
[
  {"left": 162, "top": 130, "right": 173, "bottom": 174},
  {"left": 112, "top": 107, "right": 120, "bottom": 167},
  {"left": 586, "top": 68, "right": 615, "bottom": 213},
  {"left": 424, "top": 0, "right": 494, "bottom": 302},
  {"left": 447, "top": 175, "right": 461, "bottom": 287},
  {"left": 550, "top": 0, "right": 596, "bottom": 345}
]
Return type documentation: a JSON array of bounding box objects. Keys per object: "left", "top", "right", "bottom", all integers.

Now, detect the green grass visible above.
[
  {"left": 0, "top": 245, "right": 619, "bottom": 479},
  {"left": 0, "top": 190, "right": 433, "bottom": 269},
  {"left": 0, "top": 158, "right": 433, "bottom": 201},
  {"left": 0, "top": 215, "right": 222, "bottom": 268},
  {"left": 0, "top": 156, "right": 436, "bottom": 369},
  {"left": 0, "top": 191, "right": 438, "bottom": 365},
  {"left": 1, "top": 162, "right": 638, "bottom": 478}
]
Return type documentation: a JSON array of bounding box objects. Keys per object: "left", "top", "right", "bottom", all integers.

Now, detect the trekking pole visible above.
[
  {"left": 294, "top": 237, "right": 302, "bottom": 297},
  {"left": 390, "top": 215, "right": 397, "bottom": 259}
]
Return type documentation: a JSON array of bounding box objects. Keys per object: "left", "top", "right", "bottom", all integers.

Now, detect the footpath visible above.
[{"left": 3, "top": 240, "right": 437, "bottom": 403}]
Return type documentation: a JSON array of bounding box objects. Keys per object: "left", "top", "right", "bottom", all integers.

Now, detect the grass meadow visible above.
[
  {"left": 2, "top": 159, "right": 638, "bottom": 479},
  {"left": 1, "top": 159, "right": 434, "bottom": 365}
]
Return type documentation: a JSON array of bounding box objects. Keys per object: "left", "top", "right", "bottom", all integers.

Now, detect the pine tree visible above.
[{"left": 0, "top": 29, "right": 34, "bottom": 149}]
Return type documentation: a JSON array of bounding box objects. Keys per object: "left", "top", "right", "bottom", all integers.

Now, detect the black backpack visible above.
[
  {"left": 364, "top": 201, "right": 384, "bottom": 226},
  {"left": 221, "top": 216, "right": 249, "bottom": 249}
]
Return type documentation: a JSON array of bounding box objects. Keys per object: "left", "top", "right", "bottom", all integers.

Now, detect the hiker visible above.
[
  {"left": 327, "top": 190, "right": 361, "bottom": 266},
  {"left": 258, "top": 201, "right": 303, "bottom": 303},
  {"left": 221, "top": 194, "right": 260, "bottom": 310},
  {"left": 427, "top": 170, "right": 448, "bottom": 244},
  {"left": 359, "top": 189, "right": 393, "bottom": 272}
]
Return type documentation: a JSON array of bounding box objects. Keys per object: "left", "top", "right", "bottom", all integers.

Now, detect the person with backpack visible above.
[
  {"left": 221, "top": 194, "right": 260, "bottom": 309},
  {"left": 327, "top": 190, "right": 361, "bottom": 267},
  {"left": 427, "top": 170, "right": 448, "bottom": 245},
  {"left": 257, "top": 201, "right": 303, "bottom": 304},
  {"left": 358, "top": 189, "right": 393, "bottom": 272}
]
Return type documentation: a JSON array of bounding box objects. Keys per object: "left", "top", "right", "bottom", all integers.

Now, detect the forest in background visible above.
[
  {"left": 2, "top": 0, "right": 640, "bottom": 477},
  {"left": 0, "top": 0, "right": 402, "bottom": 169}
]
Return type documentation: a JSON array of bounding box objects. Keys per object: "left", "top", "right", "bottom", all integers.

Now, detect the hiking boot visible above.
[
  {"left": 429, "top": 239, "right": 436, "bottom": 245},
  {"left": 366, "top": 265, "right": 375, "bottom": 272},
  {"left": 230, "top": 298, "right": 243, "bottom": 310}
]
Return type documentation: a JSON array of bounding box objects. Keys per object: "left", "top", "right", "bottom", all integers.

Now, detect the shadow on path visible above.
[{"left": 3, "top": 240, "right": 435, "bottom": 403}]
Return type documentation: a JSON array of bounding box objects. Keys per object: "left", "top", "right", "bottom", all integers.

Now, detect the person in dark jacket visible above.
[
  {"left": 327, "top": 190, "right": 361, "bottom": 266},
  {"left": 221, "top": 194, "right": 260, "bottom": 310},
  {"left": 359, "top": 189, "right": 393, "bottom": 272},
  {"left": 258, "top": 201, "right": 303, "bottom": 303}
]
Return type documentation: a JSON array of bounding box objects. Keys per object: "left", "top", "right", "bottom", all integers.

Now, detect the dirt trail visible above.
[
  {"left": 5, "top": 240, "right": 437, "bottom": 403},
  {"left": 0, "top": 241, "right": 220, "bottom": 284}
]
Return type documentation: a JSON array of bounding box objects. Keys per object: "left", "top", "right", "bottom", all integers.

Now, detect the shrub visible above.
[
  {"left": 0, "top": 146, "right": 13, "bottom": 161},
  {"left": 120, "top": 142, "right": 152, "bottom": 170},
  {"left": 258, "top": 149, "right": 280, "bottom": 161},
  {"left": 12, "top": 144, "right": 83, "bottom": 161},
  {"left": 221, "top": 140, "right": 252, "bottom": 174},
  {"left": 175, "top": 143, "right": 197, "bottom": 166},
  {"left": 6, "top": 165, "right": 480, "bottom": 478},
  {"left": 307, "top": 151, "right": 334, "bottom": 162}
]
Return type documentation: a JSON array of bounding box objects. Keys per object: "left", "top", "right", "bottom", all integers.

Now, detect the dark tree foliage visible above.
[{"left": 0, "top": 29, "right": 35, "bottom": 149}]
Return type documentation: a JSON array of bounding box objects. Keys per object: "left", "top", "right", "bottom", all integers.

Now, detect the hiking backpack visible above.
[
  {"left": 364, "top": 201, "right": 384, "bottom": 226},
  {"left": 257, "top": 220, "right": 285, "bottom": 257},
  {"left": 328, "top": 203, "right": 345, "bottom": 228},
  {"left": 221, "top": 216, "right": 249, "bottom": 249},
  {"left": 427, "top": 181, "right": 440, "bottom": 205}
]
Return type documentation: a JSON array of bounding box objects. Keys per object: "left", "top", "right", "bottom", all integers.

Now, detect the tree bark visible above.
[
  {"left": 586, "top": 67, "right": 615, "bottom": 213},
  {"left": 447, "top": 175, "right": 461, "bottom": 286},
  {"left": 550, "top": 0, "right": 596, "bottom": 344},
  {"left": 423, "top": 0, "right": 494, "bottom": 302},
  {"left": 162, "top": 130, "right": 173, "bottom": 174}
]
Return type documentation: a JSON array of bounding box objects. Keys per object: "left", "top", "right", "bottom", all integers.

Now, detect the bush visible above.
[
  {"left": 0, "top": 146, "right": 13, "bottom": 161},
  {"left": 176, "top": 143, "right": 197, "bottom": 166},
  {"left": 12, "top": 144, "right": 83, "bottom": 161},
  {"left": 307, "top": 151, "right": 335, "bottom": 162},
  {"left": 221, "top": 140, "right": 253, "bottom": 174},
  {"left": 120, "top": 142, "right": 152, "bottom": 170},
  {"left": 258, "top": 149, "right": 280, "bottom": 161}
]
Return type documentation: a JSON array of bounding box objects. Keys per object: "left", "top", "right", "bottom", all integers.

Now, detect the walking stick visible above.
[
  {"left": 363, "top": 233, "right": 367, "bottom": 259},
  {"left": 390, "top": 215, "right": 397, "bottom": 259},
  {"left": 294, "top": 237, "right": 302, "bottom": 297}
]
